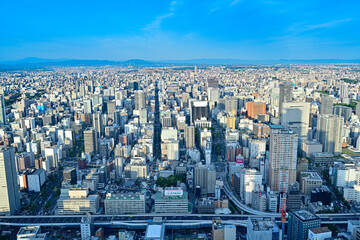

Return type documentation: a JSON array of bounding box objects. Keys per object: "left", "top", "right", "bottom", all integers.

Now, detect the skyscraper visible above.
[
  {"left": 339, "top": 83, "right": 349, "bottom": 99},
  {"left": 84, "top": 128, "right": 98, "bottom": 155},
  {"left": 320, "top": 95, "right": 334, "bottom": 115},
  {"left": 316, "top": 114, "right": 343, "bottom": 156},
  {"left": 190, "top": 101, "right": 209, "bottom": 123},
  {"left": 185, "top": 125, "right": 195, "bottom": 149},
  {"left": 92, "top": 112, "right": 104, "bottom": 137},
  {"left": 153, "top": 81, "right": 162, "bottom": 160},
  {"left": 0, "top": 94, "right": 6, "bottom": 125},
  {"left": 0, "top": 147, "right": 20, "bottom": 215},
  {"left": 279, "top": 83, "right": 293, "bottom": 115},
  {"left": 287, "top": 210, "right": 320, "bottom": 240},
  {"left": 194, "top": 166, "right": 216, "bottom": 196},
  {"left": 269, "top": 126, "right": 298, "bottom": 191},
  {"left": 281, "top": 102, "right": 310, "bottom": 138},
  {"left": 135, "top": 90, "right": 146, "bottom": 110}
]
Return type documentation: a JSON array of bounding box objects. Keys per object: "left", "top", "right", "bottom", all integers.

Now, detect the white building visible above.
[{"left": 27, "top": 169, "right": 46, "bottom": 192}]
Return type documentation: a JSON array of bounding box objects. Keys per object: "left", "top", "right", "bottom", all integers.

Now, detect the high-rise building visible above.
[
  {"left": 281, "top": 102, "right": 310, "bottom": 138},
  {"left": 63, "top": 167, "right": 77, "bottom": 185},
  {"left": 190, "top": 101, "right": 209, "bottom": 123},
  {"left": 269, "top": 126, "right": 298, "bottom": 191},
  {"left": 0, "top": 94, "right": 6, "bottom": 125},
  {"left": 287, "top": 210, "right": 320, "bottom": 240},
  {"left": 320, "top": 95, "right": 334, "bottom": 115},
  {"left": 185, "top": 125, "right": 195, "bottom": 149},
  {"left": 339, "top": 83, "right": 349, "bottom": 99},
  {"left": 207, "top": 77, "right": 219, "bottom": 88},
  {"left": 246, "top": 102, "right": 266, "bottom": 119},
  {"left": 316, "top": 114, "right": 343, "bottom": 156},
  {"left": 92, "top": 112, "right": 104, "bottom": 137},
  {"left": 194, "top": 166, "right": 216, "bottom": 196},
  {"left": 84, "top": 128, "right": 98, "bottom": 155},
  {"left": 0, "top": 147, "right": 20, "bottom": 215},
  {"left": 153, "top": 82, "right": 162, "bottom": 161},
  {"left": 135, "top": 90, "right": 146, "bottom": 110},
  {"left": 279, "top": 82, "right": 292, "bottom": 114}
]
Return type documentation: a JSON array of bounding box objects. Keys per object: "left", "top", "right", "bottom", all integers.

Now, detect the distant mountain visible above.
[
  {"left": 1, "top": 57, "right": 360, "bottom": 70},
  {"left": 0, "top": 58, "right": 158, "bottom": 69}
]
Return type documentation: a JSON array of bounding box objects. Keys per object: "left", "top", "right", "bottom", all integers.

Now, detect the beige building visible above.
[
  {"left": 269, "top": 127, "right": 298, "bottom": 192},
  {"left": 57, "top": 188, "right": 99, "bottom": 215},
  {"left": 300, "top": 172, "right": 323, "bottom": 195}
]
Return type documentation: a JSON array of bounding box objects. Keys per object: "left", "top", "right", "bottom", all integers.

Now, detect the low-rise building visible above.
[
  {"left": 104, "top": 192, "right": 145, "bottom": 214},
  {"left": 57, "top": 188, "right": 99, "bottom": 215},
  {"left": 154, "top": 187, "right": 189, "bottom": 213}
]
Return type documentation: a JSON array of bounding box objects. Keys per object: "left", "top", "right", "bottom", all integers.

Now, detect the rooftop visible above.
[
  {"left": 293, "top": 210, "right": 319, "bottom": 221},
  {"left": 309, "top": 227, "right": 331, "bottom": 234}
]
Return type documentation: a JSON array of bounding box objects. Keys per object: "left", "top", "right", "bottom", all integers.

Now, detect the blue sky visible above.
[{"left": 0, "top": 0, "right": 359, "bottom": 60}]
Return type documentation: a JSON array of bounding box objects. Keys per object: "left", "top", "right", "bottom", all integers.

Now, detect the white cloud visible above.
[{"left": 142, "top": 1, "right": 180, "bottom": 32}]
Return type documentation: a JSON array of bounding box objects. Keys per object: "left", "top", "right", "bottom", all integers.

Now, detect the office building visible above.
[
  {"left": 57, "top": 188, "right": 99, "bottom": 215},
  {"left": 0, "top": 147, "right": 20, "bottom": 215},
  {"left": 191, "top": 101, "right": 209, "bottom": 123},
  {"left": 153, "top": 82, "right": 162, "bottom": 161},
  {"left": 320, "top": 95, "right": 334, "bottom": 115},
  {"left": 154, "top": 188, "right": 189, "bottom": 213},
  {"left": 308, "top": 227, "right": 332, "bottom": 240},
  {"left": 281, "top": 102, "right": 310, "bottom": 138},
  {"left": 194, "top": 166, "right": 216, "bottom": 196},
  {"left": 63, "top": 167, "right": 77, "bottom": 185},
  {"left": 287, "top": 210, "right": 320, "bottom": 240},
  {"left": 300, "top": 172, "right": 323, "bottom": 195},
  {"left": 246, "top": 102, "right": 266, "bottom": 119},
  {"left": 27, "top": 169, "right": 46, "bottom": 192},
  {"left": 247, "top": 217, "right": 282, "bottom": 240},
  {"left": 135, "top": 90, "right": 146, "bottom": 110},
  {"left": 279, "top": 82, "right": 292, "bottom": 114},
  {"left": 0, "top": 94, "right": 6, "bottom": 125},
  {"left": 269, "top": 126, "right": 298, "bottom": 191},
  {"left": 185, "top": 125, "right": 195, "bottom": 149},
  {"left": 316, "top": 114, "right": 343, "bottom": 156},
  {"left": 17, "top": 226, "right": 47, "bottom": 240},
  {"left": 104, "top": 193, "right": 145, "bottom": 214},
  {"left": 84, "top": 128, "right": 98, "bottom": 155}
]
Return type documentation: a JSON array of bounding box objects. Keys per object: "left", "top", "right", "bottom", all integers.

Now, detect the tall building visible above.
[
  {"left": 339, "top": 83, "right": 349, "bottom": 99},
  {"left": 194, "top": 166, "right": 216, "bottom": 196},
  {"left": 269, "top": 126, "right": 298, "bottom": 191},
  {"left": 153, "top": 82, "right": 162, "bottom": 161},
  {"left": 0, "top": 147, "right": 20, "bottom": 215},
  {"left": 320, "top": 95, "right": 334, "bottom": 115},
  {"left": 0, "top": 94, "right": 6, "bottom": 125},
  {"left": 281, "top": 102, "right": 310, "bottom": 138},
  {"left": 185, "top": 125, "right": 195, "bottom": 149},
  {"left": 92, "top": 112, "right": 104, "bottom": 137},
  {"left": 287, "top": 210, "right": 320, "bottom": 240},
  {"left": 279, "top": 82, "right": 292, "bottom": 114},
  {"left": 190, "top": 101, "right": 209, "bottom": 123},
  {"left": 84, "top": 128, "right": 98, "bottom": 155},
  {"left": 135, "top": 90, "right": 146, "bottom": 110},
  {"left": 246, "top": 102, "right": 266, "bottom": 119},
  {"left": 316, "top": 114, "right": 343, "bottom": 156}
]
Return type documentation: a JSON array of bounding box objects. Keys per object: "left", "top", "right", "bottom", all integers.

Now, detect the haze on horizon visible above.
[{"left": 1, "top": 0, "right": 360, "bottom": 61}]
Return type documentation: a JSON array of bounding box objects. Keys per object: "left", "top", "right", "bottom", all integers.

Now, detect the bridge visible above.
[{"left": 0, "top": 213, "right": 356, "bottom": 229}]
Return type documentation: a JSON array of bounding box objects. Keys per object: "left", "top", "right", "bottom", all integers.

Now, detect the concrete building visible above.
[
  {"left": 194, "top": 166, "right": 216, "bottom": 196},
  {"left": 57, "top": 188, "right": 99, "bottom": 215},
  {"left": 269, "top": 126, "right": 298, "bottom": 191},
  {"left": 308, "top": 227, "right": 332, "bottom": 240},
  {"left": 154, "top": 188, "right": 189, "bottom": 213},
  {"left": 17, "top": 226, "right": 47, "bottom": 240},
  {"left": 320, "top": 95, "right": 334, "bottom": 115},
  {"left": 287, "top": 210, "right": 321, "bottom": 240},
  {"left": 84, "top": 128, "right": 98, "bottom": 155},
  {"left": 104, "top": 192, "right": 145, "bottom": 214},
  {"left": 246, "top": 102, "right": 266, "bottom": 119},
  {"left": 281, "top": 102, "right": 310, "bottom": 138},
  {"left": 27, "top": 169, "right": 46, "bottom": 192},
  {"left": 246, "top": 217, "right": 282, "bottom": 240},
  {"left": 300, "top": 172, "right": 323, "bottom": 195},
  {"left": 316, "top": 114, "right": 343, "bottom": 156},
  {"left": 0, "top": 147, "right": 20, "bottom": 215},
  {"left": 185, "top": 125, "right": 195, "bottom": 149}
]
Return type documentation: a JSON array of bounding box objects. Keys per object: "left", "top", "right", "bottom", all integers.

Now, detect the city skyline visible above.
[{"left": 1, "top": 0, "right": 360, "bottom": 61}]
